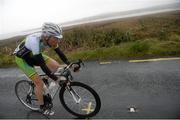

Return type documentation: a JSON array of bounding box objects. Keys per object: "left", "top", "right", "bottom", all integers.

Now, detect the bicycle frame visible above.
[{"left": 39, "top": 60, "right": 84, "bottom": 102}]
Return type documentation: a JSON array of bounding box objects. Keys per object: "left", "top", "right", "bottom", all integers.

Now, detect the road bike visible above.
[{"left": 15, "top": 60, "right": 101, "bottom": 118}]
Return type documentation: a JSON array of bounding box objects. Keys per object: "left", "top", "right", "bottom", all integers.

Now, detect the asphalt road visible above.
[{"left": 0, "top": 59, "right": 180, "bottom": 119}]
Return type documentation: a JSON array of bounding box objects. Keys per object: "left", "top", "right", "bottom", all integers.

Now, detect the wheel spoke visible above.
[
  {"left": 59, "top": 82, "right": 101, "bottom": 118},
  {"left": 15, "top": 80, "right": 39, "bottom": 111}
]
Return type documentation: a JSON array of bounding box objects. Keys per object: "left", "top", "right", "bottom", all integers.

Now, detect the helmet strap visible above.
[
  {"left": 46, "top": 36, "right": 52, "bottom": 47},
  {"left": 42, "top": 35, "right": 52, "bottom": 47}
]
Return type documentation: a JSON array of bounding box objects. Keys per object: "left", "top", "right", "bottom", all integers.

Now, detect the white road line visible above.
[
  {"left": 99, "top": 61, "right": 112, "bottom": 65},
  {"left": 129, "top": 57, "right": 180, "bottom": 63}
]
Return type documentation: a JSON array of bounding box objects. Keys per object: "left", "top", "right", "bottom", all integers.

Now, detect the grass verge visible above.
[{"left": 1, "top": 36, "right": 180, "bottom": 68}]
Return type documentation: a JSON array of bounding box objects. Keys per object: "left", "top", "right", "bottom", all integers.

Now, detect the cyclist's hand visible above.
[{"left": 72, "top": 63, "right": 80, "bottom": 72}]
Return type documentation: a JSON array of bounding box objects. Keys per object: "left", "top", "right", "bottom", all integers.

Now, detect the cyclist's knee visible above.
[{"left": 46, "top": 58, "right": 60, "bottom": 72}]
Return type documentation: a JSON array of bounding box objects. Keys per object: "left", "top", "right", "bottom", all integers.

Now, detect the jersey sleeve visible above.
[
  {"left": 54, "top": 47, "right": 70, "bottom": 65},
  {"left": 25, "top": 36, "right": 40, "bottom": 55}
]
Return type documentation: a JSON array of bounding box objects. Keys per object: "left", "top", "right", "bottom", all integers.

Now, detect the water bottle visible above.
[{"left": 48, "top": 81, "right": 60, "bottom": 98}]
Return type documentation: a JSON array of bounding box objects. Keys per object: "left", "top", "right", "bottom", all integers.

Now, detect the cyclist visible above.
[{"left": 14, "top": 22, "right": 75, "bottom": 115}]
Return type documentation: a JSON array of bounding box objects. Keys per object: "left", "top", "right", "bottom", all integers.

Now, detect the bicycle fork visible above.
[{"left": 66, "top": 85, "right": 81, "bottom": 104}]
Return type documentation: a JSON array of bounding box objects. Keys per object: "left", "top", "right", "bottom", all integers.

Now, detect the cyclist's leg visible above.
[
  {"left": 15, "top": 56, "right": 44, "bottom": 106},
  {"left": 42, "top": 54, "right": 60, "bottom": 72},
  {"left": 30, "top": 74, "right": 44, "bottom": 105}
]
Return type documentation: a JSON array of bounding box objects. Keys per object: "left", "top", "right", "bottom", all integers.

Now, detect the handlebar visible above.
[
  {"left": 65, "top": 59, "right": 84, "bottom": 71},
  {"left": 50, "top": 59, "right": 84, "bottom": 83},
  {"left": 55, "top": 59, "right": 84, "bottom": 74}
]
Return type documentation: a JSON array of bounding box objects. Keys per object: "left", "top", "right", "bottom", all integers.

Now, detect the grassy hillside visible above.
[{"left": 0, "top": 11, "right": 180, "bottom": 67}]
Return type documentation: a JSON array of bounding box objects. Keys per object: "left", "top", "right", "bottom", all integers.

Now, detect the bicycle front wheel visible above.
[
  {"left": 15, "top": 80, "right": 39, "bottom": 111},
  {"left": 59, "top": 82, "right": 101, "bottom": 118}
]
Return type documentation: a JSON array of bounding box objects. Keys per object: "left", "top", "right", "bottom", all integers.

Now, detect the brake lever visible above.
[
  {"left": 78, "top": 59, "right": 85, "bottom": 67},
  {"left": 81, "top": 61, "right": 85, "bottom": 67}
]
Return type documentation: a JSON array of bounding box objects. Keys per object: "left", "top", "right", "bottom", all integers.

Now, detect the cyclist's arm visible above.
[
  {"left": 54, "top": 47, "right": 70, "bottom": 65},
  {"left": 33, "top": 54, "right": 58, "bottom": 81}
]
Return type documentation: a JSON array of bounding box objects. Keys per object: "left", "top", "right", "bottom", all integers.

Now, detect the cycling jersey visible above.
[
  {"left": 14, "top": 33, "right": 70, "bottom": 80},
  {"left": 14, "top": 33, "right": 48, "bottom": 56}
]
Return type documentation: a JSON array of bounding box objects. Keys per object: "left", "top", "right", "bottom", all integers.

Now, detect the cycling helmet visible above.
[{"left": 42, "top": 22, "right": 63, "bottom": 39}]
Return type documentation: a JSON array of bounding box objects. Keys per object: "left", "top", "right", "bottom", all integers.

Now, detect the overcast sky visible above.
[{"left": 0, "top": 0, "right": 179, "bottom": 35}]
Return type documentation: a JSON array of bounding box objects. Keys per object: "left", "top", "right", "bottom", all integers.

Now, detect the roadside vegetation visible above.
[{"left": 0, "top": 11, "right": 180, "bottom": 67}]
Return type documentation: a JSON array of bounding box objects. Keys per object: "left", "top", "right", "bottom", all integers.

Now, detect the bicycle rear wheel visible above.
[
  {"left": 59, "top": 82, "right": 101, "bottom": 118},
  {"left": 15, "top": 80, "right": 39, "bottom": 111}
]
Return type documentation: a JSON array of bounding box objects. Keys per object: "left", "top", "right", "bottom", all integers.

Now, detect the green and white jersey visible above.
[{"left": 14, "top": 33, "right": 49, "bottom": 55}]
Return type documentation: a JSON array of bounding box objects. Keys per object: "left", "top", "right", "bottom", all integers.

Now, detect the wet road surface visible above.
[{"left": 0, "top": 60, "right": 180, "bottom": 119}]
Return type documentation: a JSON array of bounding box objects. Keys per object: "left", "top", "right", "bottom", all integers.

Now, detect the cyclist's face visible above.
[{"left": 48, "top": 37, "right": 59, "bottom": 46}]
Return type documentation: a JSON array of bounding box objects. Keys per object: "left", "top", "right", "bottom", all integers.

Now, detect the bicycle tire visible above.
[
  {"left": 59, "top": 81, "right": 101, "bottom": 118},
  {"left": 15, "top": 80, "right": 39, "bottom": 111}
]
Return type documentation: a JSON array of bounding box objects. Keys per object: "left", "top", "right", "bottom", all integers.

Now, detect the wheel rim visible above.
[
  {"left": 62, "top": 84, "right": 99, "bottom": 116},
  {"left": 15, "top": 80, "right": 39, "bottom": 111}
]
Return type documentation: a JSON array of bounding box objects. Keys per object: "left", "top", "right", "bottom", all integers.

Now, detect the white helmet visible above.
[{"left": 42, "top": 22, "right": 63, "bottom": 39}]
